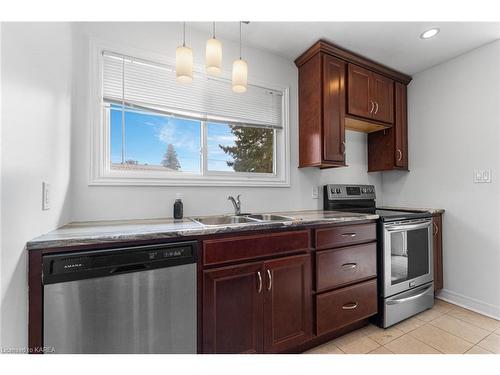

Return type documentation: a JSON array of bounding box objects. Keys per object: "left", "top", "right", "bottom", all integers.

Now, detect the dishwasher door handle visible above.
[{"left": 110, "top": 263, "right": 149, "bottom": 274}]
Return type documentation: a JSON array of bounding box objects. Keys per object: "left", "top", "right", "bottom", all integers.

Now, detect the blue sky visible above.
[{"left": 110, "top": 107, "right": 235, "bottom": 172}]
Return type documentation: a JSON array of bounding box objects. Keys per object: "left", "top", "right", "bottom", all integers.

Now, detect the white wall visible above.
[
  {"left": 0, "top": 23, "right": 73, "bottom": 348},
  {"left": 320, "top": 131, "right": 383, "bottom": 201},
  {"left": 71, "top": 22, "right": 381, "bottom": 221},
  {"left": 382, "top": 40, "right": 500, "bottom": 318}
]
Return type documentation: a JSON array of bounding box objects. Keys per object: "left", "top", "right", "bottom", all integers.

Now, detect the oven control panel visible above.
[{"left": 324, "top": 184, "right": 376, "bottom": 201}]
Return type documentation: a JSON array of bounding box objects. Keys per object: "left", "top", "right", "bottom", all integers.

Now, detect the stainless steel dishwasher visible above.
[{"left": 42, "top": 241, "right": 197, "bottom": 354}]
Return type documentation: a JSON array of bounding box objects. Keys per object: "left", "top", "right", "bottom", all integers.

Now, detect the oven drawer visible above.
[
  {"left": 383, "top": 282, "right": 434, "bottom": 328},
  {"left": 316, "top": 279, "right": 377, "bottom": 336},
  {"left": 315, "top": 223, "right": 376, "bottom": 250},
  {"left": 316, "top": 243, "right": 377, "bottom": 292}
]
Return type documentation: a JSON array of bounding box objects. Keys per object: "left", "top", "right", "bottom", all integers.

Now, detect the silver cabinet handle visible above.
[
  {"left": 369, "top": 100, "right": 375, "bottom": 114},
  {"left": 342, "top": 302, "right": 358, "bottom": 310},
  {"left": 374, "top": 101, "right": 379, "bottom": 114},
  {"left": 433, "top": 222, "right": 439, "bottom": 236},
  {"left": 257, "top": 271, "right": 262, "bottom": 294},
  {"left": 266, "top": 269, "right": 272, "bottom": 291},
  {"left": 341, "top": 141, "right": 346, "bottom": 154},
  {"left": 386, "top": 285, "right": 433, "bottom": 305},
  {"left": 341, "top": 233, "right": 356, "bottom": 237},
  {"left": 341, "top": 263, "right": 357, "bottom": 271},
  {"left": 396, "top": 149, "right": 402, "bottom": 161}
]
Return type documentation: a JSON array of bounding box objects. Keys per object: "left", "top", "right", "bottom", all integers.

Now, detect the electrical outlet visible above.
[
  {"left": 473, "top": 170, "right": 492, "bottom": 183},
  {"left": 42, "top": 182, "right": 50, "bottom": 210},
  {"left": 312, "top": 186, "right": 319, "bottom": 199}
]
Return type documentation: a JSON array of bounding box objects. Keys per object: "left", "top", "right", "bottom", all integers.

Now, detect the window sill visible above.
[{"left": 89, "top": 173, "right": 291, "bottom": 187}]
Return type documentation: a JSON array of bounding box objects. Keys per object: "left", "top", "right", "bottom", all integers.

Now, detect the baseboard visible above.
[{"left": 437, "top": 289, "right": 500, "bottom": 321}]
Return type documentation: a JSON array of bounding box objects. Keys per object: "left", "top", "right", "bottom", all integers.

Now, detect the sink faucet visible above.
[{"left": 228, "top": 195, "right": 242, "bottom": 215}]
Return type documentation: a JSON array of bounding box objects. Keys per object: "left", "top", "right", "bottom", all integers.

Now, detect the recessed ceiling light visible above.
[{"left": 420, "top": 28, "right": 440, "bottom": 39}]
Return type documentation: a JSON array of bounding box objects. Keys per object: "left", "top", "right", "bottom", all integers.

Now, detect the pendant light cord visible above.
[
  {"left": 239, "top": 21, "right": 242, "bottom": 59},
  {"left": 213, "top": 21, "right": 216, "bottom": 39},
  {"left": 183, "top": 22, "right": 186, "bottom": 47}
]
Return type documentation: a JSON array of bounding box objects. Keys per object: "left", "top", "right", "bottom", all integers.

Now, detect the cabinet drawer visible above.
[
  {"left": 316, "top": 243, "right": 376, "bottom": 292},
  {"left": 315, "top": 223, "right": 376, "bottom": 250},
  {"left": 316, "top": 279, "right": 377, "bottom": 336},
  {"left": 203, "top": 230, "right": 310, "bottom": 266}
]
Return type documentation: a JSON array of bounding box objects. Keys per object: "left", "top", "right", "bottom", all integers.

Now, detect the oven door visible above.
[{"left": 383, "top": 219, "right": 433, "bottom": 297}]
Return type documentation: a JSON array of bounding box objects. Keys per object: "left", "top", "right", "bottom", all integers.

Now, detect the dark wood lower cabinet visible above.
[
  {"left": 263, "top": 254, "right": 312, "bottom": 353},
  {"left": 202, "top": 254, "right": 312, "bottom": 354},
  {"left": 202, "top": 262, "right": 264, "bottom": 354},
  {"left": 433, "top": 214, "right": 443, "bottom": 292}
]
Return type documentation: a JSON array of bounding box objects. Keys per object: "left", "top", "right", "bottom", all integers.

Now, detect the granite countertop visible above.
[
  {"left": 378, "top": 206, "right": 445, "bottom": 215},
  {"left": 26, "top": 210, "right": 379, "bottom": 251}
]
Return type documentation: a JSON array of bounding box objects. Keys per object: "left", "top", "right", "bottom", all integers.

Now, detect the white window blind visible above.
[{"left": 102, "top": 51, "right": 283, "bottom": 129}]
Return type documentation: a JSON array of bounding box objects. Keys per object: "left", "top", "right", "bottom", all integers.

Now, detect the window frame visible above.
[{"left": 89, "top": 39, "right": 290, "bottom": 187}]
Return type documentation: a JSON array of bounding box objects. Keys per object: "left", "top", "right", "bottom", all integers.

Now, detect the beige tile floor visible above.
[{"left": 306, "top": 299, "right": 500, "bottom": 354}]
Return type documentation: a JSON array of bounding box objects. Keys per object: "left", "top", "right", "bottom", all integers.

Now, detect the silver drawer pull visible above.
[
  {"left": 257, "top": 271, "right": 262, "bottom": 294},
  {"left": 266, "top": 269, "right": 272, "bottom": 291},
  {"left": 386, "top": 285, "right": 433, "bottom": 305},
  {"left": 341, "top": 233, "right": 357, "bottom": 237},
  {"left": 342, "top": 302, "right": 358, "bottom": 310},
  {"left": 341, "top": 263, "right": 357, "bottom": 271}
]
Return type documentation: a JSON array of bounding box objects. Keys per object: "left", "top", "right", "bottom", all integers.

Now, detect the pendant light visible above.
[
  {"left": 232, "top": 21, "right": 248, "bottom": 93},
  {"left": 206, "top": 22, "right": 222, "bottom": 75},
  {"left": 176, "top": 22, "right": 193, "bottom": 83}
]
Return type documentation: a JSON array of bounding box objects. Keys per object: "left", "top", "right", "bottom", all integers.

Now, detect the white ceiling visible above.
[{"left": 190, "top": 22, "right": 500, "bottom": 75}]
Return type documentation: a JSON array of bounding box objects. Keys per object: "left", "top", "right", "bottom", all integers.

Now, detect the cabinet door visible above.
[
  {"left": 394, "top": 82, "right": 408, "bottom": 168},
  {"left": 433, "top": 214, "right": 443, "bottom": 292},
  {"left": 371, "top": 73, "right": 394, "bottom": 124},
  {"left": 348, "top": 64, "right": 373, "bottom": 119},
  {"left": 263, "top": 254, "right": 312, "bottom": 353},
  {"left": 322, "top": 54, "right": 346, "bottom": 163},
  {"left": 203, "top": 262, "right": 264, "bottom": 353}
]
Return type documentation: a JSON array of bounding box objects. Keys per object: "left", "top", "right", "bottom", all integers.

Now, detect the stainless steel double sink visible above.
[{"left": 190, "top": 213, "right": 294, "bottom": 226}]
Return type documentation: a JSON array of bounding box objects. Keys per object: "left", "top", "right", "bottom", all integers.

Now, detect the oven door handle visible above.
[
  {"left": 385, "top": 222, "right": 431, "bottom": 232},
  {"left": 386, "top": 285, "right": 433, "bottom": 305}
]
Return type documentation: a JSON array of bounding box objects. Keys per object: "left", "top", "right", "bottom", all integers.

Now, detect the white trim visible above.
[
  {"left": 89, "top": 37, "right": 290, "bottom": 187},
  {"left": 437, "top": 289, "right": 500, "bottom": 321}
]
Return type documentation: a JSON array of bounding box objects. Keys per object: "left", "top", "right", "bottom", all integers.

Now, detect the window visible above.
[
  {"left": 109, "top": 106, "right": 202, "bottom": 173},
  {"left": 90, "top": 43, "right": 289, "bottom": 186},
  {"left": 206, "top": 122, "right": 274, "bottom": 174}
]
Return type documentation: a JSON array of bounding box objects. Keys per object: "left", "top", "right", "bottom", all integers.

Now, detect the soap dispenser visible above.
[{"left": 173, "top": 193, "right": 183, "bottom": 220}]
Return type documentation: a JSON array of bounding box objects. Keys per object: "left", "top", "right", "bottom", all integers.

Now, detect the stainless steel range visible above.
[{"left": 324, "top": 184, "right": 434, "bottom": 328}]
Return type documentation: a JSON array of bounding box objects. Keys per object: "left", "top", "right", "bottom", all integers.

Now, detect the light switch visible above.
[
  {"left": 42, "top": 182, "right": 50, "bottom": 210},
  {"left": 473, "top": 170, "right": 492, "bottom": 183},
  {"left": 312, "top": 186, "right": 319, "bottom": 199}
]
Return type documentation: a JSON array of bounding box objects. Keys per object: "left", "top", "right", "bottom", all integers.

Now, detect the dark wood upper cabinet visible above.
[
  {"left": 297, "top": 52, "right": 346, "bottom": 168},
  {"left": 371, "top": 72, "right": 394, "bottom": 124},
  {"left": 348, "top": 64, "right": 373, "bottom": 119},
  {"left": 347, "top": 64, "right": 394, "bottom": 124},
  {"left": 394, "top": 82, "right": 408, "bottom": 168},
  {"left": 202, "top": 262, "right": 264, "bottom": 354},
  {"left": 295, "top": 40, "right": 411, "bottom": 170},
  {"left": 433, "top": 214, "right": 443, "bottom": 292},
  {"left": 323, "top": 54, "right": 346, "bottom": 164},
  {"left": 367, "top": 81, "right": 408, "bottom": 171},
  {"left": 263, "top": 254, "right": 312, "bottom": 353}
]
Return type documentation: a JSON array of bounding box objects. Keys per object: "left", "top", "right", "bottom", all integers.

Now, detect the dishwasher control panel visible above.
[{"left": 42, "top": 241, "right": 197, "bottom": 285}]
